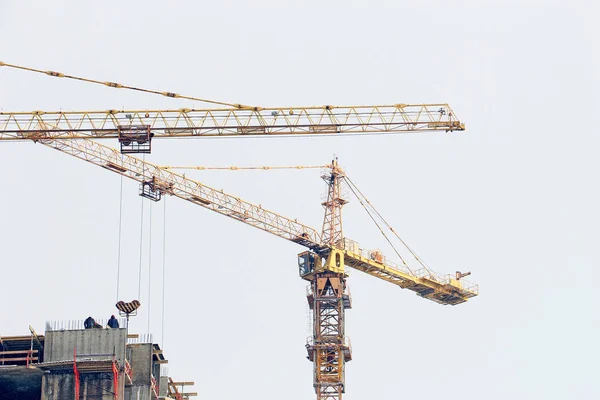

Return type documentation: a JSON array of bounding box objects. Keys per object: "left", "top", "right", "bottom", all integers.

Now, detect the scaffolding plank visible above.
[
  {"left": 0, "top": 357, "right": 38, "bottom": 362},
  {"left": 0, "top": 350, "right": 38, "bottom": 355}
]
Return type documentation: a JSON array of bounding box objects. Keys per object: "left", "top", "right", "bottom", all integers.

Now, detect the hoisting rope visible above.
[
  {"left": 344, "top": 174, "right": 437, "bottom": 277},
  {"left": 159, "top": 164, "right": 330, "bottom": 171},
  {"left": 0, "top": 61, "right": 255, "bottom": 110},
  {"left": 116, "top": 172, "right": 124, "bottom": 302},
  {"left": 137, "top": 159, "right": 146, "bottom": 301},
  {"left": 161, "top": 198, "right": 167, "bottom": 349},
  {"left": 147, "top": 200, "right": 153, "bottom": 336}
]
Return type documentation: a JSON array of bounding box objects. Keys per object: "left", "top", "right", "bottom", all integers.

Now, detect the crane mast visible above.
[
  {"left": 321, "top": 159, "right": 347, "bottom": 248},
  {"left": 308, "top": 159, "right": 350, "bottom": 399}
]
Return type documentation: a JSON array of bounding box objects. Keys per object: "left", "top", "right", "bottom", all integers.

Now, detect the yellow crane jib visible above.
[
  {"left": 0, "top": 104, "right": 465, "bottom": 154},
  {"left": 298, "top": 245, "right": 478, "bottom": 306}
]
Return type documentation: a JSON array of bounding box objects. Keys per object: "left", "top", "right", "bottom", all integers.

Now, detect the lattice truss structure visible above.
[
  {"left": 306, "top": 273, "right": 351, "bottom": 400},
  {"left": 320, "top": 164, "right": 347, "bottom": 248},
  {"left": 0, "top": 104, "right": 464, "bottom": 141}
]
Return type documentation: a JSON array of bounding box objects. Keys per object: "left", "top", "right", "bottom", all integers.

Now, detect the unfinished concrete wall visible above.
[
  {"left": 159, "top": 376, "right": 169, "bottom": 397},
  {"left": 42, "top": 372, "right": 117, "bottom": 400},
  {"left": 125, "top": 384, "right": 152, "bottom": 400},
  {"left": 127, "top": 343, "right": 152, "bottom": 384},
  {"left": 44, "top": 329, "right": 126, "bottom": 365},
  {"left": 124, "top": 343, "right": 153, "bottom": 399}
]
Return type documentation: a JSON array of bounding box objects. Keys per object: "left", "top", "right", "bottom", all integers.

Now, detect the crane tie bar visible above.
[
  {"left": 159, "top": 165, "right": 331, "bottom": 171},
  {"left": 0, "top": 61, "right": 255, "bottom": 110}
]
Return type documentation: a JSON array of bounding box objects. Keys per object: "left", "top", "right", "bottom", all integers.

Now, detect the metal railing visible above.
[
  {"left": 127, "top": 333, "right": 153, "bottom": 344},
  {"left": 444, "top": 275, "right": 479, "bottom": 295},
  {"left": 306, "top": 336, "right": 352, "bottom": 349},
  {"left": 353, "top": 247, "right": 416, "bottom": 277},
  {"left": 73, "top": 352, "right": 115, "bottom": 363},
  {"left": 46, "top": 318, "right": 126, "bottom": 331},
  {"left": 415, "top": 267, "right": 445, "bottom": 283},
  {"left": 343, "top": 244, "right": 479, "bottom": 297},
  {"left": 417, "top": 270, "right": 479, "bottom": 296}
]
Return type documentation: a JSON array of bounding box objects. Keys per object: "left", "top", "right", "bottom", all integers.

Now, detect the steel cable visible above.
[
  {"left": 344, "top": 175, "right": 436, "bottom": 276},
  {"left": 116, "top": 171, "right": 124, "bottom": 302},
  {"left": 0, "top": 61, "right": 253, "bottom": 109},
  {"left": 161, "top": 198, "right": 167, "bottom": 348},
  {"left": 343, "top": 177, "right": 414, "bottom": 275}
]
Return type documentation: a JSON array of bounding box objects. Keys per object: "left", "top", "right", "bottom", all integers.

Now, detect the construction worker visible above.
[
  {"left": 84, "top": 316, "right": 95, "bottom": 329},
  {"left": 107, "top": 315, "right": 119, "bottom": 329}
]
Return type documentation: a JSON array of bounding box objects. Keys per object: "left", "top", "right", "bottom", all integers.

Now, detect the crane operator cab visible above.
[{"left": 298, "top": 251, "right": 318, "bottom": 281}]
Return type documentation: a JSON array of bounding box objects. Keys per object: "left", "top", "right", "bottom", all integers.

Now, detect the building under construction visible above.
[{"left": 0, "top": 318, "right": 196, "bottom": 400}]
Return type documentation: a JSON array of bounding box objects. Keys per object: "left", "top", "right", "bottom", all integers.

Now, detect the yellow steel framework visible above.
[
  {"left": 0, "top": 104, "right": 464, "bottom": 141},
  {"left": 0, "top": 62, "right": 477, "bottom": 400},
  {"left": 0, "top": 61, "right": 464, "bottom": 142}
]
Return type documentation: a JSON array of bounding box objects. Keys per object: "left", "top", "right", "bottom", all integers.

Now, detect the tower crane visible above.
[{"left": 0, "top": 62, "right": 478, "bottom": 400}]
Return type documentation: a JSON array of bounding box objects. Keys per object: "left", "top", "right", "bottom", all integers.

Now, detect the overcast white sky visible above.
[{"left": 1, "top": 1, "right": 598, "bottom": 399}]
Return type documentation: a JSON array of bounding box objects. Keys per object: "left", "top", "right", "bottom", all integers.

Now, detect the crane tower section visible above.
[
  {"left": 321, "top": 159, "right": 347, "bottom": 248},
  {"left": 301, "top": 161, "right": 352, "bottom": 400}
]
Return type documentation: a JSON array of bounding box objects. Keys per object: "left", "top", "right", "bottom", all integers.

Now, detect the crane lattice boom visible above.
[
  {"left": 40, "top": 137, "right": 322, "bottom": 249},
  {"left": 0, "top": 104, "right": 463, "bottom": 141}
]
